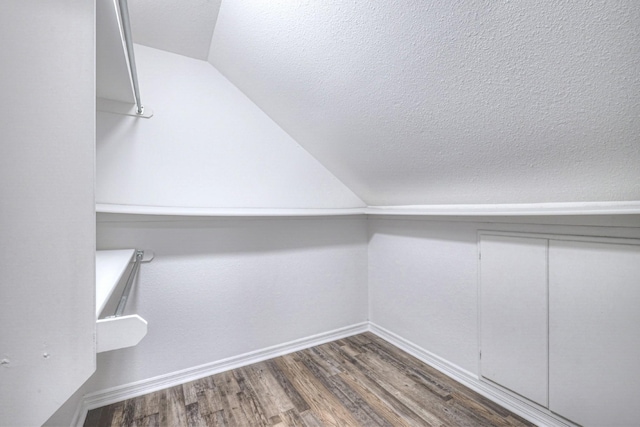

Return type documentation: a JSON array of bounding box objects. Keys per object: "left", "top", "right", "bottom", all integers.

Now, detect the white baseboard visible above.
[
  {"left": 74, "top": 321, "right": 576, "bottom": 427},
  {"left": 73, "top": 322, "right": 368, "bottom": 426},
  {"left": 368, "top": 323, "right": 577, "bottom": 427}
]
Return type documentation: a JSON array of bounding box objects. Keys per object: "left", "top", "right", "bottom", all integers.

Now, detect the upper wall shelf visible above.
[
  {"left": 96, "top": 201, "right": 640, "bottom": 218},
  {"left": 96, "top": 203, "right": 366, "bottom": 217},
  {"left": 365, "top": 201, "right": 640, "bottom": 217}
]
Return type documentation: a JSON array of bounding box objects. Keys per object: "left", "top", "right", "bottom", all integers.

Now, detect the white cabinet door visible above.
[
  {"left": 480, "top": 235, "right": 549, "bottom": 406},
  {"left": 549, "top": 240, "right": 640, "bottom": 427}
]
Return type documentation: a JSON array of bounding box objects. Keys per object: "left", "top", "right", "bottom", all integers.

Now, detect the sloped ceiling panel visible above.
[
  {"left": 128, "top": 0, "right": 222, "bottom": 60},
  {"left": 209, "top": 1, "right": 640, "bottom": 205}
]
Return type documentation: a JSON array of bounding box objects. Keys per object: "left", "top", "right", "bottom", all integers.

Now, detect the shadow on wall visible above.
[
  {"left": 368, "top": 217, "right": 478, "bottom": 245},
  {"left": 97, "top": 110, "right": 144, "bottom": 148}
]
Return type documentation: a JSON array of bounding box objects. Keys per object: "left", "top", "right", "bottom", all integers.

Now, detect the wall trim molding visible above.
[
  {"left": 369, "top": 323, "right": 577, "bottom": 427},
  {"left": 96, "top": 201, "right": 640, "bottom": 218},
  {"left": 72, "top": 322, "right": 368, "bottom": 426}
]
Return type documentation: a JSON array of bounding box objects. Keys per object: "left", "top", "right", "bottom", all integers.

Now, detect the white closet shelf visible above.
[
  {"left": 365, "top": 201, "right": 640, "bottom": 216},
  {"left": 96, "top": 203, "right": 366, "bottom": 217},
  {"left": 96, "top": 315, "right": 147, "bottom": 353},
  {"left": 95, "top": 249, "right": 150, "bottom": 353},
  {"left": 96, "top": 201, "right": 640, "bottom": 217}
]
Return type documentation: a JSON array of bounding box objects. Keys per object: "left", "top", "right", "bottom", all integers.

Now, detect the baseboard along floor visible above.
[{"left": 84, "top": 332, "right": 533, "bottom": 427}]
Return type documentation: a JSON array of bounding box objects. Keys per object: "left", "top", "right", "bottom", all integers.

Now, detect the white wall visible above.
[
  {"left": 96, "top": 0, "right": 135, "bottom": 103},
  {"left": 368, "top": 216, "right": 640, "bottom": 374},
  {"left": 210, "top": 1, "right": 640, "bottom": 205},
  {"left": 0, "top": 1, "right": 96, "bottom": 426},
  {"left": 97, "top": 45, "right": 365, "bottom": 209},
  {"left": 47, "top": 214, "right": 368, "bottom": 425},
  {"left": 128, "top": 0, "right": 222, "bottom": 60},
  {"left": 45, "top": 214, "right": 640, "bottom": 425}
]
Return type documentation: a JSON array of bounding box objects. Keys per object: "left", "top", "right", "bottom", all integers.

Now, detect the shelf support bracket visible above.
[{"left": 109, "top": 250, "right": 143, "bottom": 318}]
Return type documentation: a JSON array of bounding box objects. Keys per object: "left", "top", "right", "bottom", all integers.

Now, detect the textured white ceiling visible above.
[
  {"left": 209, "top": 1, "right": 640, "bottom": 205},
  {"left": 128, "top": 0, "right": 222, "bottom": 60}
]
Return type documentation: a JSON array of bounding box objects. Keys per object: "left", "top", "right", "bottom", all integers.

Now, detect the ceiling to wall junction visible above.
[{"left": 127, "top": 0, "right": 640, "bottom": 206}]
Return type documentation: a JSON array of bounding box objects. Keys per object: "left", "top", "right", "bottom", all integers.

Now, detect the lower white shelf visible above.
[
  {"left": 95, "top": 249, "right": 151, "bottom": 353},
  {"left": 96, "top": 315, "right": 148, "bottom": 353}
]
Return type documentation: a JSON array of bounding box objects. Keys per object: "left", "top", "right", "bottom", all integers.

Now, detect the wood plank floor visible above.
[{"left": 85, "top": 333, "right": 534, "bottom": 427}]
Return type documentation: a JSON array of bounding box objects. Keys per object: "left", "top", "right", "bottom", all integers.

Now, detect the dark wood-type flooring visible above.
[{"left": 85, "top": 333, "right": 534, "bottom": 427}]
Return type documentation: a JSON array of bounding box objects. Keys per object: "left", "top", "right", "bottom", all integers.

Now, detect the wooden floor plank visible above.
[
  {"left": 203, "top": 409, "right": 227, "bottom": 427},
  {"left": 296, "top": 350, "right": 391, "bottom": 426},
  {"left": 336, "top": 369, "right": 419, "bottom": 427},
  {"left": 299, "top": 410, "right": 324, "bottom": 427},
  {"left": 165, "top": 386, "right": 189, "bottom": 426},
  {"left": 185, "top": 402, "right": 207, "bottom": 427},
  {"left": 304, "top": 346, "right": 344, "bottom": 376},
  {"left": 218, "top": 371, "right": 251, "bottom": 427},
  {"left": 263, "top": 359, "right": 311, "bottom": 413},
  {"left": 236, "top": 389, "right": 270, "bottom": 427},
  {"left": 144, "top": 413, "right": 160, "bottom": 427},
  {"left": 183, "top": 380, "right": 200, "bottom": 406},
  {"left": 108, "top": 403, "right": 124, "bottom": 427},
  {"left": 350, "top": 350, "right": 453, "bottom": 425},
  {"left": 364, "top": 334, "right": 482, "bottom": 405},
  {"left": 276, "top": 353, "right": 363, "bottom": 426},
  {"left": 279, "top": 408, "right": 306, "bottom": 426},
  {"left": 84, "top": 407, "right": 102, "bottom": 427},
  {"left": 239, "top": 362, "right": 295, "bottom": 419},
  {"left": 120, "top": 398, "right": 135, "bottom": 427},
  {"left": 198, "top": 387, "right": 222, "bottom": 417},
  {"left": 319, "top": 343, "right": 440, "bottom": 427},
  {"left": 232, "top": 368, "right": 271, "bottom": 426},
  {"left": 360, "top": 339, "right": 453, "bottom": 400},
  {"left": 361, "top": 336, "right": 521, "bottom": 426},
  {"left": 141, "top": 392, "right": 160, "bottom": 418},
  {"left": 85, "top": 333, "right": 534, "bottom": 427}
]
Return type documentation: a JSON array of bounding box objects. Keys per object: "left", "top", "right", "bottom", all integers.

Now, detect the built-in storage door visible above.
[
  {"left": 549, "top": 240, "right": 640, "bottom": 427},
  {"left": 479, "top": 235, "right": 549, "bottom": 407}
]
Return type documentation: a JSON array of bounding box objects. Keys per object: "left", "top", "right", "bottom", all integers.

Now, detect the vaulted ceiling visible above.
[{"left": 129, "top": 1, "right": 640, "bottom": 206}]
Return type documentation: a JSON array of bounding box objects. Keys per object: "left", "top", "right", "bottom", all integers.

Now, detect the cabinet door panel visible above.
[
  {"left": 549, "top": 240, "right": 640, "bottom": 427},
  {"left": 480, "top": 235, "right": 548, "bottom": 406}
]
